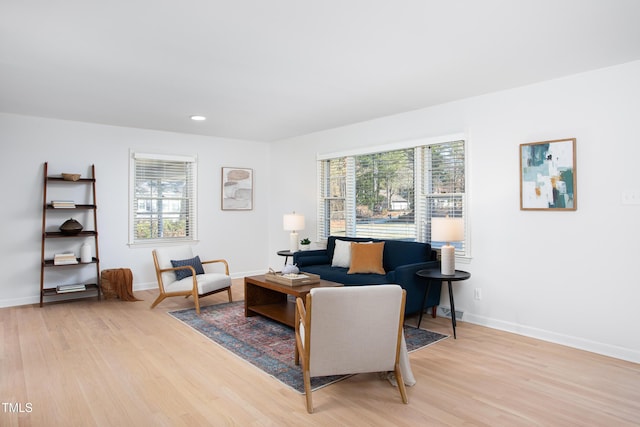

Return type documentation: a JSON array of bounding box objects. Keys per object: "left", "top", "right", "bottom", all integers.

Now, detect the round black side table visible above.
[
  {"left": 277, "top": 250, "right": 295, "bottom": 266},
  {"left": 415, "top": 268, "right": 471, "bottom": 339}
]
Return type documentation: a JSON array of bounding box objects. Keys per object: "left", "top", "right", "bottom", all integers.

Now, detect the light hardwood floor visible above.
[{"left": 2, "top": 279, "right": 639, "bottom": 426}]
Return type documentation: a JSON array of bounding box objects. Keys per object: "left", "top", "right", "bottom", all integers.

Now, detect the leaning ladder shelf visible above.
[{"left": 40, "top": 162, "right": 101, "bottom": 306}]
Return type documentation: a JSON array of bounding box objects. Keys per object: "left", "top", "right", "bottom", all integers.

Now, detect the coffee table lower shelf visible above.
[
  {"left": 244, "top": 274, "right": 342, "bottom": 328},
  {"left": 246, "top": 301, "right": 296, "bottom": 327}
]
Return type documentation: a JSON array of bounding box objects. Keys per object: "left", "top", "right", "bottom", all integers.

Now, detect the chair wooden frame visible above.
[
  {"left": 151, "top": 249, "right": 232, "bottom": 314},
  {"left": 294, "top": 287, "right": 408, "bottom": 413}
]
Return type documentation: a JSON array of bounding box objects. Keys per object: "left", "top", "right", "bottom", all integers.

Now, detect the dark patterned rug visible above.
[{"left": 169, "top": 301, "right": 447, "bottom": 393}]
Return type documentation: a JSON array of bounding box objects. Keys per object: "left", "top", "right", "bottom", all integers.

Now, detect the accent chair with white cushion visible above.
[
  {"left": 294, "top": 284, "right": 409, "bottom": 413},
  {"left": 151, "top": 245, "right": 232, "bottom": 314}
]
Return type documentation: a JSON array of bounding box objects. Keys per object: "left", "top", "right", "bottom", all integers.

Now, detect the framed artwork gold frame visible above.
[{"left": 520, "top": 138, "right": 577, "bottom": 211}]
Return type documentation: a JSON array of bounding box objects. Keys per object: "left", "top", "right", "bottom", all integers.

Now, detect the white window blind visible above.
[
  {"left": 318, "top": 157, "right": 348, "bottom": 237},
  {"left": 421, "top": 140, "right": 466, "bottom": 255},
  {"left": 130, "top": 152, "right": 197, "bottom": 244}
]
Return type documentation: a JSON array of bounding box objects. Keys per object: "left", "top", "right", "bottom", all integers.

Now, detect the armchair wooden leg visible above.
[
  {"left": 194, "top": 292, "right": 201, "bottom": 314},
  {"left": 432, "top": 306, "right": 437, "bottom": 318},
  {"left": 303, "top": 369, "right": 313, "bottom": 413},
  {"left": 150, "top": 294, "right": 166, "bottom": 309},
  {"left": 227, "top": 287, "right": 233, "bottom": 302},
  {"left": 394, "top": 364, "right": 409, "bottom": 404}
]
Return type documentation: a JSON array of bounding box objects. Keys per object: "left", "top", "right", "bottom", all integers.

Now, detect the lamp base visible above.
[
  {"left": 289, "top": 231, "right": 299, "bottom": 253},
  {"left": 440, "top": 244, "right": 455, "bottom": 275}
]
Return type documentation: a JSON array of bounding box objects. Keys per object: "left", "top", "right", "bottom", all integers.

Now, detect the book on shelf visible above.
[
  {"left": 56, "top": 284, "right": 86, "bottom": 293},
  {"left": 53, "top": 252, "right": 78, "bottom": 265},
  {"left": 51, "top": 200, "right": 76, "bottom": 208}
]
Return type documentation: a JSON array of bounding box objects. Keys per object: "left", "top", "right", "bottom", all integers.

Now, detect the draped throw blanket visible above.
[{"left": 100, "top": 268, "right": 141, "bottom": 301}]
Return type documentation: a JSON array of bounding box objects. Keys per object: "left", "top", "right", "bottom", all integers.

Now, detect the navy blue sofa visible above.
[{"left": 293, "top": 236, "right": 441, "bottom": 317}]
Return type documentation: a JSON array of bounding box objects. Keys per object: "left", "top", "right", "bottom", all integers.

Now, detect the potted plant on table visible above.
[{"left": 300, "top": 238, "right": 311, "bottom": 251}]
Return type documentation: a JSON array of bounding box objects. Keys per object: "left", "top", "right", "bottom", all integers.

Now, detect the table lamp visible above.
[
  {"left": 431, "top": 217, "right": 464, "bottom": 275},
  {"left": 283, "top": 212, "right": 305, "bottom": 252}
]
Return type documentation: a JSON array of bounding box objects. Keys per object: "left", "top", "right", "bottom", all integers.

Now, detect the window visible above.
[
  {"left": 318, "top": 137, "right": 467, "bottom": 256},
  {"left": 129, "top": 152, "right": 197, "bottom": 244}
]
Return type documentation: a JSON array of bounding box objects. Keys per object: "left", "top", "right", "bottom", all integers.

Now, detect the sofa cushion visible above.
[
  {"left": 348, "top": 242, "right": 386, "bottom": 275},
  {"left": 171, "top": 255, "right": 205, "bottom": 281},
  {"left": 300, "top": 264, "right": 391, "bottom": 285},
  {"left": 295, "top": 251, "right": 331, "bottom": 267},
  {"left": 331, "top": 239, "right": 353, "bottom": 268},
  {"left": 326, "top": 236, "right": 378, "bottom": 264},
  {"left": 383, "top": 240, "right": 433, "bottom": 271}
]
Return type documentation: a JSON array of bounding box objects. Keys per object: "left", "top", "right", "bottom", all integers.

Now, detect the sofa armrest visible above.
[
  {"left": 393, "top": 261, "right": 440, "bottom": 281},
  {"left": 293, "top": 250, "right": 331, "bottom": 267},
  {"left": 392, "top": 261, "right": 441, "bottom": 316}
]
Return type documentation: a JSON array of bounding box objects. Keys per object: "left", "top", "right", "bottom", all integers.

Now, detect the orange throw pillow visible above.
[{"left": 347, "top": 242, "right": 386, "bottom": 275}]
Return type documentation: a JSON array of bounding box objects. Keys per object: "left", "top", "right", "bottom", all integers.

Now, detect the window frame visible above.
[{"left": 128, "top": 151, "right": 198, "bottom": 246}]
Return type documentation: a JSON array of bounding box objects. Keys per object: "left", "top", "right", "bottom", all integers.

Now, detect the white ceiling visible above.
[{"left": 2, "top": 1, "right": 640, "bottom": 142}]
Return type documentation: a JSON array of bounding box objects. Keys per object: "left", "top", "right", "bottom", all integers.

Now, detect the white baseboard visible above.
[
  {"left": 462, "top": 311, "right": 640, "bottom": 364},
  {"left": 0, "top": 296, "right": 40, "bottom": 308}
]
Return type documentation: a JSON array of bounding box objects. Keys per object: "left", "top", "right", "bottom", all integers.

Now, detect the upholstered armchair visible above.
[
  {"left": 151, "top": 245, "right": 232, "bottom": 314},
  {"left": 294, "top": 284, "right": 409, "bottom": 413}
]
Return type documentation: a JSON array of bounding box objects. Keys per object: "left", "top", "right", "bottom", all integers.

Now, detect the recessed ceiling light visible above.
[{"left": 190, "top": 115, "right": 206, "bottom": 121}]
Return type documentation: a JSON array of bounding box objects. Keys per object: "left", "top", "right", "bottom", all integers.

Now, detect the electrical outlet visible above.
[
  {"left": 622, "top": 189, "right": 640, "bottom": 205},
  {"left": 474, "top": 288, "right": 482, "bottom": 300}
]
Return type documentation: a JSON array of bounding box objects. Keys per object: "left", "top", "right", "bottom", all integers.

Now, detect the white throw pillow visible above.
[{"left": 331, "top": 239, "right": 352, "bottom": 268}]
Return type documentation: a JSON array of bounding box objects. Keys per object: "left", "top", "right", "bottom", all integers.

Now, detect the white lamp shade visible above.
[
  {"left": 431, "top": 217, "right": 464, "bottom": 243},
  {"left": 283, "top": 213, "right": 305, "bottom": 231}
]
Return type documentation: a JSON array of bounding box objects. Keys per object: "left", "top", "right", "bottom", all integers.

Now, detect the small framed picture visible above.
[
  {"left": 520, "top": 138, "right": 577, "bottom": 210},
  {"left": 221, "top": 167, "right": 253, "bottom": 210}
]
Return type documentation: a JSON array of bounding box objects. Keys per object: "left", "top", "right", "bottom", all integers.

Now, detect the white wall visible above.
[
  {"left": 268, "top": 60, "right": 640, "bottom": 363},
  {"left": 0, "top": 114, "right": 271, "bottom": 306}
]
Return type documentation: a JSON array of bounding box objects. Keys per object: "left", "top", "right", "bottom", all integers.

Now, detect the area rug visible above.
[{"left": 169, "top": 301, "right": 447, "bottom": 393}]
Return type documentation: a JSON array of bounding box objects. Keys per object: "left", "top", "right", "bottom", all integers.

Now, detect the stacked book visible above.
[
  {"left": 53, "top": 253, "right": 78, "bottom": 265},
  {"left": 56, "top": 284, "right": 86, "bottom": 293},
  {"left": 51, "top": 200, "right": 76, "bottom": 208}
]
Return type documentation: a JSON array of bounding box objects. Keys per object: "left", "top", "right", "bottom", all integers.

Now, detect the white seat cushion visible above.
[{"left": 165, "top": 272, "right": 231, "bottom": 294}]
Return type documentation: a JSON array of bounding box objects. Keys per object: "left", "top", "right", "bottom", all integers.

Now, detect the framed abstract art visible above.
[
  {"left": 221, "top": 167, "right": 253, "bottom": 210},
  {"left": 520, "top": 138, "right": 577, "bottom": 211}
]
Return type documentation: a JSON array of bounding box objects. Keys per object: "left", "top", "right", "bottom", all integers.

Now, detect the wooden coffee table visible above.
[{"left": 244, "top": 274, "right": 343, "bottom": 327}]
